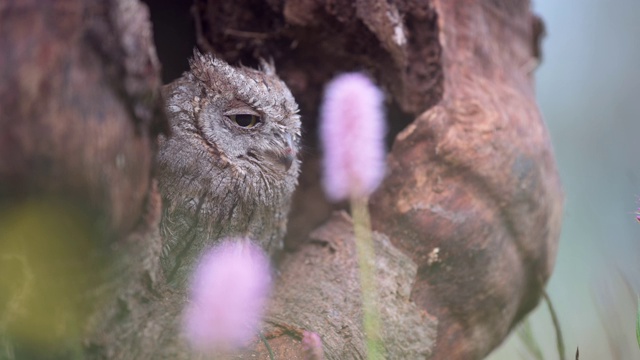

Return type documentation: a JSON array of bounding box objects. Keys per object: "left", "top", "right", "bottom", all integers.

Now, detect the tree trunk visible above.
[{"left": 0, "top": 0, "right": 562, "bottom": 359}]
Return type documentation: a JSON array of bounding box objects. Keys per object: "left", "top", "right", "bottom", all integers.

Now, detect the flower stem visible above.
[
  {"left": 542, "top": 289, "right": 565, "bottom": 360},
  {"left": 351, "top": 196, "right": 384, "bottom": 360}
]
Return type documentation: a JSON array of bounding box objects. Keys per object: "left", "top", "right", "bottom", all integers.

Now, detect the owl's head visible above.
[
  {"left": 158, "top": 52, "right": 302, "bottom": 205},
  {"left": 177, "top": 51, "right": 300, "bottom": 174}
]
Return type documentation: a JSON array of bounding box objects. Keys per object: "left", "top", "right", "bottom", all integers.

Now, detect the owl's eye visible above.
[{"left": 229, "top": 114, "right": 261, "bottom": 128}]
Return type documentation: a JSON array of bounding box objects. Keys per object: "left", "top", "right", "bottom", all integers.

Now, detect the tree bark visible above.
[
  {"left": 0, "top": 0, "right": 562, "bottom": 359},
  {"left": 0, "top": 0, "right": 167, "bottom": 358}
]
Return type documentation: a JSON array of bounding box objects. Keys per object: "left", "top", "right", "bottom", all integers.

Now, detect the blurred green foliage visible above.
[{"left": 0, "top": 199, "right": 107, "bottom": 358}]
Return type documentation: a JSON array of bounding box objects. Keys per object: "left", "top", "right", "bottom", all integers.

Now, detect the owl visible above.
[{"left": 156, "top": 51, "right": 302, "bottom": 286}]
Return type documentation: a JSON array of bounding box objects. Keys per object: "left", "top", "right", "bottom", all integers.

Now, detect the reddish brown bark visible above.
[
  {"left": 0, "top": 0, "right": 167, "bottom": 238},
  {"left": 370, "top": 2, "right": 562, "bottom": 357},
  {"left": 0, "top": 0, "right": 167, "bottom": 357},
  {"left": 196, "top": 0, "right": 562, "bottom": 358}
]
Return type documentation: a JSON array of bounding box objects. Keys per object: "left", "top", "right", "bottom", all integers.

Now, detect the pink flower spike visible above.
[
  {"left": 320, "top": 72, "right": 387, "bottom": 201},
  {"left": 302, "top": 331, "right": 325, "bottom": 360},
  {"left": 182, "top": 238, "right": 272, "bottom": 354}
]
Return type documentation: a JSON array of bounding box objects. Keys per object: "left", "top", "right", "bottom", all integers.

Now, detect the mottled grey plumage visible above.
[{"left": 156, "top": 51, "right": 301, "bottom": 286}]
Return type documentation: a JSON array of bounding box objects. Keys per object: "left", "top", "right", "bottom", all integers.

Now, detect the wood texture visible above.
[
  {"left": 0, "top": 0, "right": 167, "bottom": 237},
  {"left": 195, "top": 0, "right": 562, "bottom": 358},
  {"left": 0, "top": 0, "right": 167, "bottom": 358},
  {"left": 370, "top": 2, "right": 562, "bottom": 357}
]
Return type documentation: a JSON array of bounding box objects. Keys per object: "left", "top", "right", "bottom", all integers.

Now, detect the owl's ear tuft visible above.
[
  {"left": 259, "top": 58, "right": 276, "bottom": 76},
  {"left": 188, "top": 48, "right": 241, "bottom": 92},
  {"left": 189, "top": 48, "right": 213, "bottom": 83}
]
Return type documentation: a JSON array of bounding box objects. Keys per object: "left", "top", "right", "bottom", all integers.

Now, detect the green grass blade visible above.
[{"left": 516, "top": 319, "right": 544, "bottom": 360}]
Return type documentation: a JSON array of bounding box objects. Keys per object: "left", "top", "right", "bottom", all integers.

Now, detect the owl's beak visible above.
[
  {"left": 280, "top": 134, "right": 296, "bottom": 171},
  {"left": 281, "top": 153, "right": 295, "bottom": 171}
]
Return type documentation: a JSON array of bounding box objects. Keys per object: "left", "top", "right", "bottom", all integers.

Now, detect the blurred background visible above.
[{"left": 489, "top": 0, "right": 640, "bottom": 359}]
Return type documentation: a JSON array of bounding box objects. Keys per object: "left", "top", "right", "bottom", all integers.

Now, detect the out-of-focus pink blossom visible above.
[
  {"left": 319, "top": 72, "right": 387, "bottom": 201},
  {"left": 182, "top": 238, "right": 272, "bottom": 353},
  {"left": 302, "top": 331, "right": 325, "bottom": 360}
]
